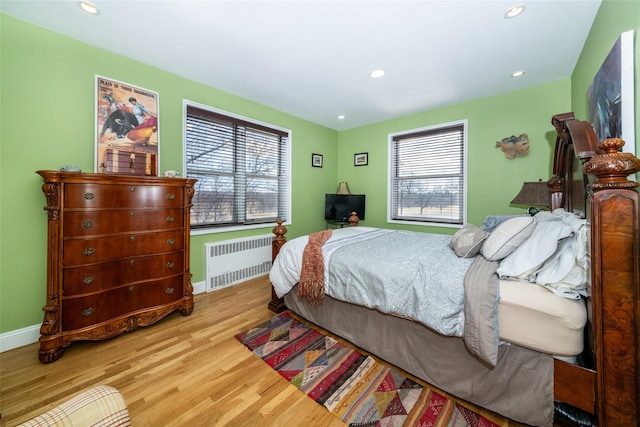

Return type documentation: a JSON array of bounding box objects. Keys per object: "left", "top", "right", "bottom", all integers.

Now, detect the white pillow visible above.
[
  {"left": 481, "top": 216, "right": 536, "bottom": 261},
  {"left": 535, "top": 237, "right": 579, "bottom": 284},
  {"left": 538, "top": 220, "right": 590, "bottom": 298},
  {"left": 496, "top": 220, "right": 574, "bottom": 279}
]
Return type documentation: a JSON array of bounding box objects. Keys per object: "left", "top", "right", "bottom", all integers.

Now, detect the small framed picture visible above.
[
  {"left": 354, "top": 152, "right": 368, "bottom": 166},
  {"left": 312, "top": 153, "right": 323, "bottom": 168}
]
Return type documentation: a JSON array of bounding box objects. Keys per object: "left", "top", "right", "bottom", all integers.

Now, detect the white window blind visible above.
[
  {"left": 186, "top": 105, "right": 289, "bottom": 228},
  {"left": 390, "top": 122, "right": 465, "bottom": 224}
]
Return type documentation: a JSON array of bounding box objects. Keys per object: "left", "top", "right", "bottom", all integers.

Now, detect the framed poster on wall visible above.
[
  {"left": 588, "top": 30, "right": 635, "bottom": 155},
  {"left": 95, "top": 76, "right": 160, "bottom": 175}
]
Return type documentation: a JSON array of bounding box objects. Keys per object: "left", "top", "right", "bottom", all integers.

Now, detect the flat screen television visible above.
[{"left": 324, "top": 194, "right": 366, "bottom": 222}]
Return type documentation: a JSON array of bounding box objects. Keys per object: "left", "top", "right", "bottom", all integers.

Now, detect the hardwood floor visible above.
[{"left": 1, "top": 276, "right": 524, "bottom": 426}]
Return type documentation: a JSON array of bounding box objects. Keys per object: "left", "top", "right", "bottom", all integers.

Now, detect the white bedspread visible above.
[{"left": 270, "top": 227, "right": 383, "bottom": 297}]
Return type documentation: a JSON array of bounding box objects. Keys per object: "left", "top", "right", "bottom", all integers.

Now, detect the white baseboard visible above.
[
  {"left": 1, "top": 283, "right": 207, "bottom": 354},
  {"left": 0, "top": 324, "right": 40, "bottom": 353},
  {"left": 193, "top": 280, "right": 206, "bottom": 295}
]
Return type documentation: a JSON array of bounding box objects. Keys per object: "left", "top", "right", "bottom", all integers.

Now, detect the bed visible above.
[{"left": 267, "top": 113, "right": 639, "bottom": 427}]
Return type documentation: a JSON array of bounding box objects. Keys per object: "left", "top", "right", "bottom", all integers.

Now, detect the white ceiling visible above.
[{"left": 1, "top": 0, "right": 602, "bottom": 131}]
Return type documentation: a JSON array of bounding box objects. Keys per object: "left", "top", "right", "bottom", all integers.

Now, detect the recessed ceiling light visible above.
[
  {"left": 78, "top": 1, "right": 100, "bottom": 15},
  {"left": 338, "top": 115, "right": 346, "bottom": 120},
  {"left": 369, "top": 69, "right": 386, "bottom": 79},
  {"left": 511, "top": 70, "right": 525, "bottom": 78},
  {"left": 504, "top": 4, "right": 525, "bottom": 18}
]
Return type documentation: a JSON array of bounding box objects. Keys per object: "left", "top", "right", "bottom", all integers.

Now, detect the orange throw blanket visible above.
[{"left": 297, "top": 229, "right": 333, "bottom": 305}]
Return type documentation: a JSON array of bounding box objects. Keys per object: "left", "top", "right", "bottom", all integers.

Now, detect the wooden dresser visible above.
[{"left": 36, "top": 170, "right": 197, "bottom": 363}]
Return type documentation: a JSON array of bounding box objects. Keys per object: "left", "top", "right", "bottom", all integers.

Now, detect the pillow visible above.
[
  {"left": 496, "top": 219, "right": 574, "bottom": 279},
  {"left": 480, "top": 216, "right": 536, "bottom": 261},
  {"left": 449, "top": 224, "right": 489, "bottom": 258},
  {"left": 480, "top": 214, "right": 529, "bottom": 233},
  {"left": 534, "top": 236, "right": 579, "bottom": 284}
]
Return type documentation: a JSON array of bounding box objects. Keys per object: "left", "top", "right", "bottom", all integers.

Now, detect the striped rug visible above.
[{"left": 235, "top": 311, "right": 499, "bottom": 427}]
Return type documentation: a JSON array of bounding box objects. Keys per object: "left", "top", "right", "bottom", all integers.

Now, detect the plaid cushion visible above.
[{"left": 18, "top": 385, "right": 130, "bottom": 427}]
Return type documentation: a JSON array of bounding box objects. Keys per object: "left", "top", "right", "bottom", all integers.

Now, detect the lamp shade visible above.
[
  {"left": 336, "top": 182, "right": 351, "bottom": 195},
  {"left": 511, "top": 180, "right": 550, "bottom": 209}
]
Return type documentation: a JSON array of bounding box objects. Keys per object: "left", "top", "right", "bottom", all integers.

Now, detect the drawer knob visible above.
[
  {"left": 130, "top": 186, "right": 136, "bottom": 192},
  {"left": 82, "top": 220, "right": 94, "bottom": 228},
  {"left": 84, "top": 193, "right": 94, "bottom": 200},
  {"left": 165, "top": 287, "right": 175, "bottom": 294},
  {"left": 167, "top": 239, "right": 175, "bottom": 246},
  {"left": 130, "top": 235, "right": 136, "bottom": 241},
  {"left": 129, "top": 259, "right": 136, "bottom": 266},
  {"left": 130, "top": 210, "right": 135, "bottom": 216},
  {"left": 129, "top": 285, "right": 135, "bottom": 292},
  {"left": 82, "top": 307, "right": 94, "bottom": 317},
  {"left": 83, "top": 276, "right": 95, "bottom": 285},
  {"left": 83, "top": 248, "right": 95, "bottom": 256},
  {"left": 167, "top": 193, "right": 175, "bottom": 200},
  {"left": 166, "top": 261, "right": 175, "bottom": 268},
  {"left": 166, "top": 216, "right": 174, "bottom": 222}
]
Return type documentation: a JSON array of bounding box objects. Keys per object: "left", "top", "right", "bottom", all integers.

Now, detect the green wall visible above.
[
  {"left": 0, "top": 14, "right": 338, "bottom": 333},
  {"left": 337, "top": 80, "right": 570, "bottom": 232},
  {"left": 571, "top": 0, "right": 640, "bottom": 157},
  {"left": 2, "top": 0, "right": 638, "bottom": 337}
]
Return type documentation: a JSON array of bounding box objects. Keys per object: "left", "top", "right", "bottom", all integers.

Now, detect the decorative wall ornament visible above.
[{"left": 496, "top": 134, "right": 529, "bottom": 159}]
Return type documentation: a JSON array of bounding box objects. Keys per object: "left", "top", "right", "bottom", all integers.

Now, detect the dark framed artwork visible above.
[
  {"left": 588, "top": 30, "right": 635, "bottom": 155},
  {"left": 312, "top": 153, "right": 323, "bottom": 168},
  {"left": 95, "top": 75, "right": 160, "bottom": 175},
  {"left": 354, "top": 152, "right": 368, "bottom": 166}
]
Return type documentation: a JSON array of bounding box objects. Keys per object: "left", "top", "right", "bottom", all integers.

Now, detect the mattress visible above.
[{"left": 498, "top": 279, "right": 586, "bottom": 357}]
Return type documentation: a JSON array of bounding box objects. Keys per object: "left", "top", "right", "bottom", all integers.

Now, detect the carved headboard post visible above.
[
  {"left": 549, "top": 113, "right": 575, "bottom": 210},
  {"left": 584, "top": 137, "right": 640, "bottom": 426},
  {"left": 268, "top": 219, "right": 288, "bottom": 313}
]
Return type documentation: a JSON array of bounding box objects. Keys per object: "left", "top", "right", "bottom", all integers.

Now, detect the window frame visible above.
[
  {"left": 183, "top": 100, "right": 292, "bottom": 235},
  {"left": 387, "top": 119, "right": 468, "bottom": 228}
]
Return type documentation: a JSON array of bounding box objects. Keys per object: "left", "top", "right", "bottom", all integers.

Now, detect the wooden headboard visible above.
[
  {"left": 550, "top": 112, "right": 600, "bottom": 215},
  {"left": 549, "top": 112, "right": 640, "bottom": 426}
]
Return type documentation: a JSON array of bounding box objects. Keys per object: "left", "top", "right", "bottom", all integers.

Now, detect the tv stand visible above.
[
  {"left": 326, "top": 212, "right": 360, "bottom": 229},
  {"left": 326, "top": 220, "right": 350, "bottom": 229}
]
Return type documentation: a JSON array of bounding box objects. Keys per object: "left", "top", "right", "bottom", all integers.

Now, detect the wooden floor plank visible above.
[{"left": 0, "top": 275, "right": 522, "bottom": 426}]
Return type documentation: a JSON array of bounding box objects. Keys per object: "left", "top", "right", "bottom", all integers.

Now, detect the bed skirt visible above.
[{"left": 285, "top": 288, "right": 554, "bottom": 427}]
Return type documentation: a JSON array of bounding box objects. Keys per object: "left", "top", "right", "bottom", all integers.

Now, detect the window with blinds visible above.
[
  {"left": 389, "top": 121, "right": 466, "bottom": 225},
  {"left": 185, "top": 104, "right": 290, "bottom": 228}
]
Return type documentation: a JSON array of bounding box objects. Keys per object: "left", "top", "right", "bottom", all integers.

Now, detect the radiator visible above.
[{"left": 205, "top": 234, "right": 272, "bottom": 291}]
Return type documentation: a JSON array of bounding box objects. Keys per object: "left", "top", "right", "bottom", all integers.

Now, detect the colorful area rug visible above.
[{"left": 235, "top": 311, "right": 499, "bottom": 427}]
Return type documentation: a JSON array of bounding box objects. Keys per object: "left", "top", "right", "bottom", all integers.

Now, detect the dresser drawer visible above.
[
  {"left": 64, "top": 208, "right": 184, "bottom": 236},
  {"left": 63, "top": 230, "right": 184, "bottom": 267},
  {"left": 63, "top": 253, "right": 184, "bottom": 295},
  {"left": 62, "top": 277, "right": 184, "bottom": 331},
  {"left": 64, "top": 184, "right": 184, "bottom": 209}
]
